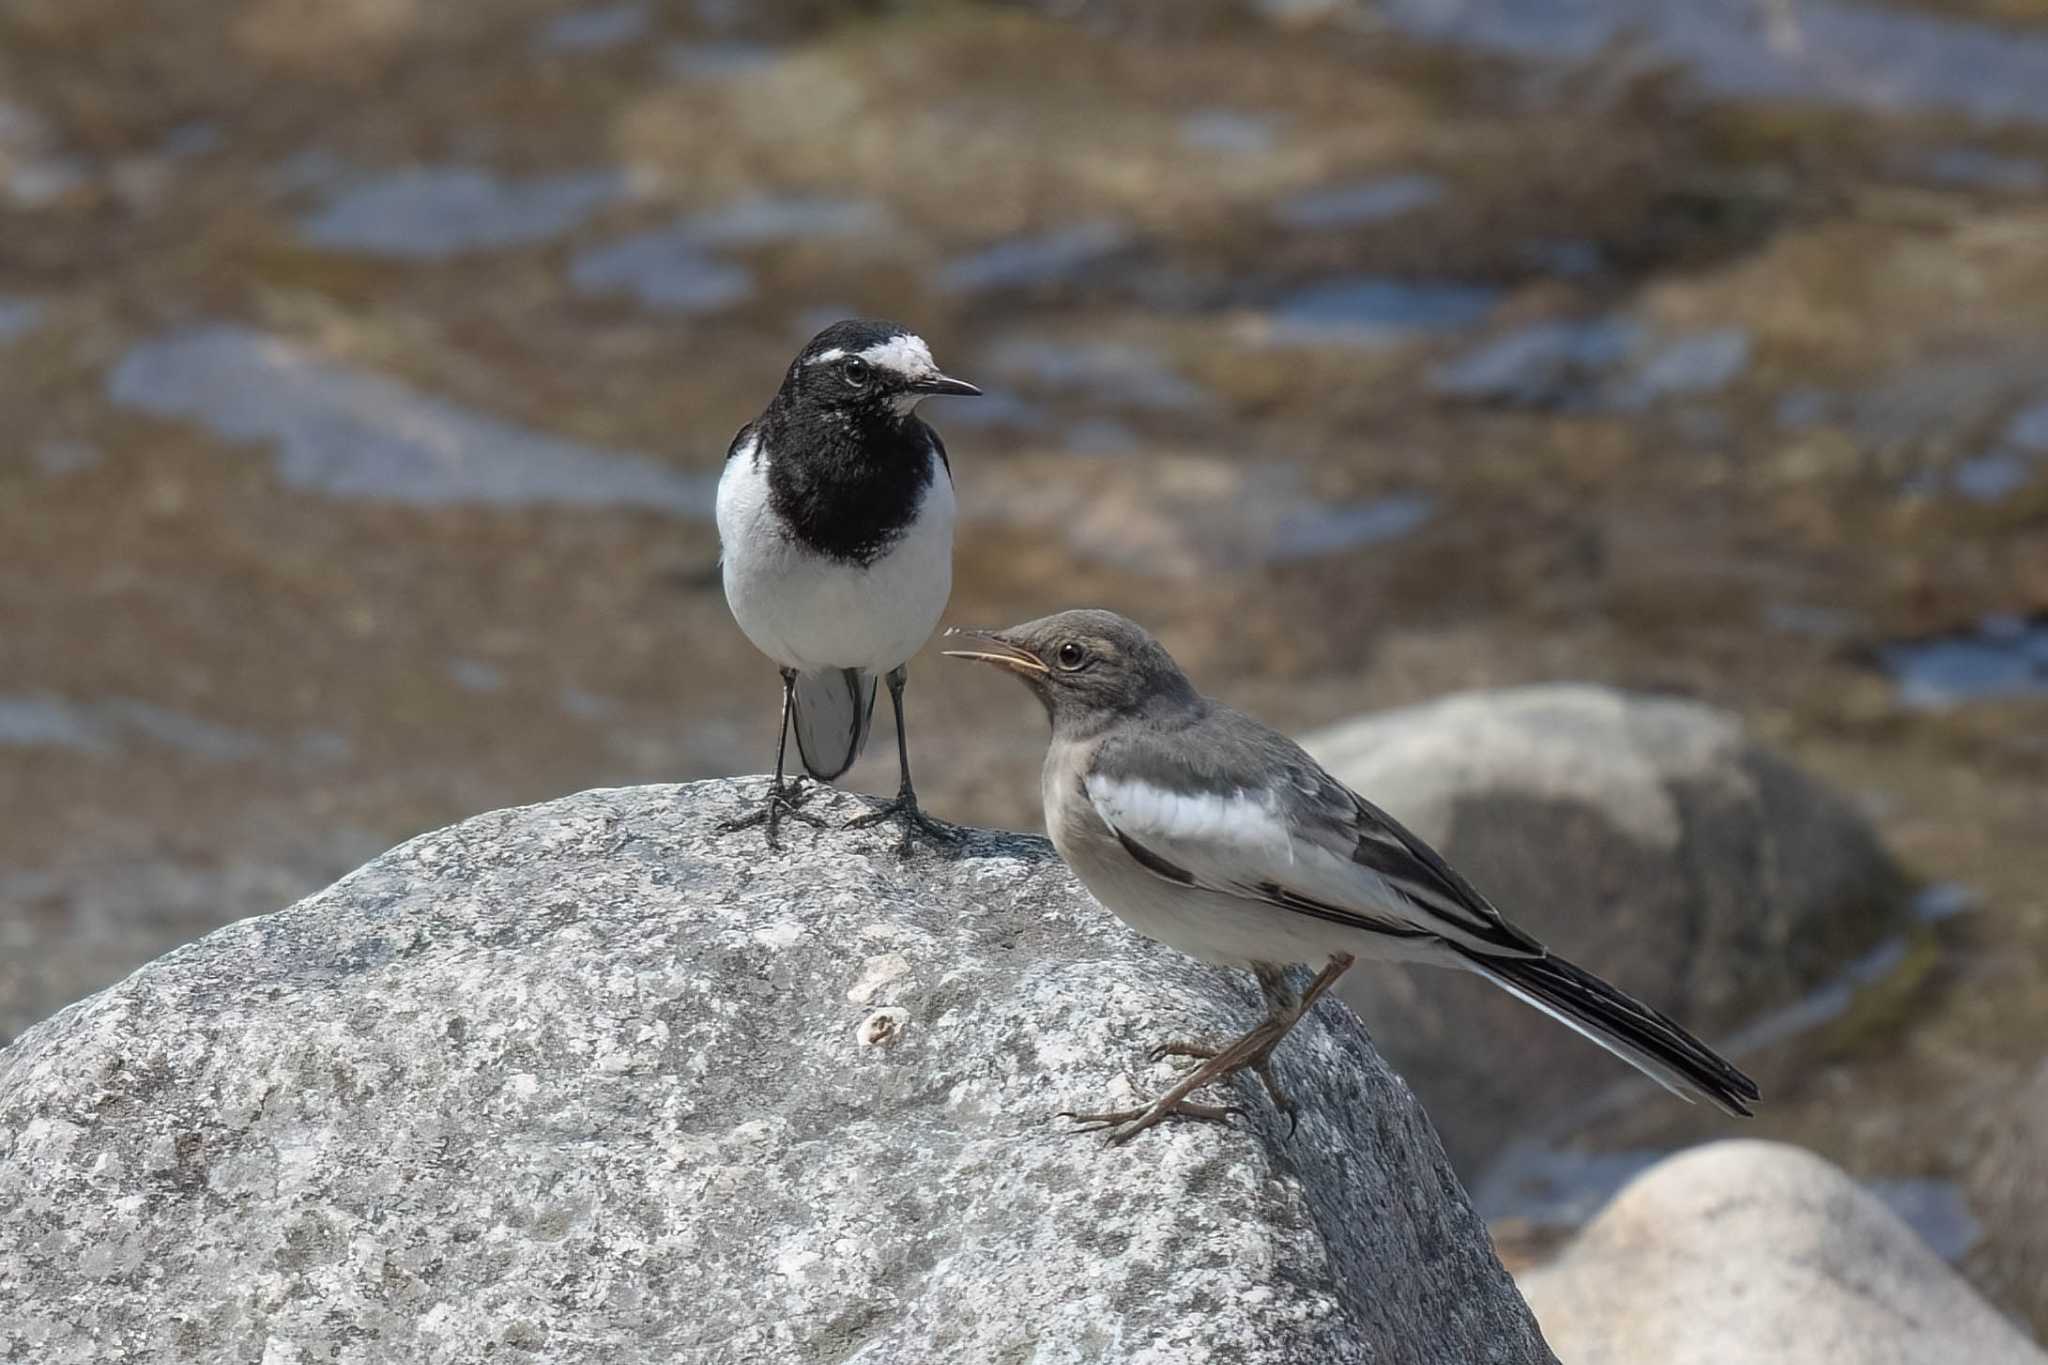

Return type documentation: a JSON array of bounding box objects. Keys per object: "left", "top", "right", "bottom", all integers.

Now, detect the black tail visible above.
[
  {"left": 1457, "top": 948, "right": 1760, "bottom": 1116},
  {"left": 789, "top": 668, "right": 878, "bottom": 782}
]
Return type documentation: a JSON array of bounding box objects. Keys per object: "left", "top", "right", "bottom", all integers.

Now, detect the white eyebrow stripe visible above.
[
  {"left": 805, "top": 347, "right": 846, "bottom": 365},
  {"left": 856, "top": 334, "right": 934, "bottom": 376}
]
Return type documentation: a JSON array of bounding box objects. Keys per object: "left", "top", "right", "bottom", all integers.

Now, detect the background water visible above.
[{"left": 2, "top": 0, "right": 2045, "bottom": 1336}]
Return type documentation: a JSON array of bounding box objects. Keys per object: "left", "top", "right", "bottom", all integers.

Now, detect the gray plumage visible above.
[
  {"left": 790, "top": 667, "right": 877, "bottom": 782},
  {"left": 946, "top": 608, "right": 1759, "bottom": 1119}
]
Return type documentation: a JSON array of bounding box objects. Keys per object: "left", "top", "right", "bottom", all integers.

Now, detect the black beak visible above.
[{"left": 911, "top": 373, "right": 982, "bottom": 398}]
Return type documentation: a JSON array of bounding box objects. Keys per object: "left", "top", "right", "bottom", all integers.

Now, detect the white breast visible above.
[{"left": 716, "top": 435, "right": 955, "bottom": 674}]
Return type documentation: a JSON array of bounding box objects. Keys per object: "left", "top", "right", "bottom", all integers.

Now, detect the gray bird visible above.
[{"left": 945, "top": 608, "right": 1759, "bottom": 1143}]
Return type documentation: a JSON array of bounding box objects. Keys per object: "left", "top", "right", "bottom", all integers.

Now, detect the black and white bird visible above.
[
  {"left": 716, "top": 319, "right": 980, "bottom": 851},
  {"left": 946, "top": 609, "right": 1759, "bottom": 1143}
]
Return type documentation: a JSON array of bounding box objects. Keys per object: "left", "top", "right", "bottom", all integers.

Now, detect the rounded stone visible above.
[{"left": 1305, "top": 684, "right": 1908, "bottom": 1168}]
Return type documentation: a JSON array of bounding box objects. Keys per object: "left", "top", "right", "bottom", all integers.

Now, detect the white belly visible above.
[{"left": 716, "top": 440, "right": 955, "bottom": 674}]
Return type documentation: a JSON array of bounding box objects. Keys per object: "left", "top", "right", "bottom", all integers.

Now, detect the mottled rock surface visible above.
[
  {"left": 0, "top": 780, "right": 1553, "bottom": 1365},
  {"left": 1304, "top": 685, "right": 1907, "bottom": 1167},
  {"left": 1966, "top": 1058, "right": 2048, "bottom": 1339},
  {"left": 1517, "top": 1141, "right": 2046, "bottom": 1363}
]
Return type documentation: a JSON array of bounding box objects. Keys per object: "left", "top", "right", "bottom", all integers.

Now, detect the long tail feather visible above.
[
  {"left": 1457, "top": 948, "right": 1760, "bottom": 1117},
  {"left": 790, "top": 668, "right": 877, "bottom": 782}
]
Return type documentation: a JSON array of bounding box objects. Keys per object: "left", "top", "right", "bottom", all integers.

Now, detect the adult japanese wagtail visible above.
[
  {"left": 946, "top": 609, "right": 1759, "bottom": 1143},
  {"left": 716, "top": 319, "right": 980, "bottom": 853}
]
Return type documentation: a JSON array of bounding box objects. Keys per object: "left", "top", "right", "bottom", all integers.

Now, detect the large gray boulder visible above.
[
  {"left": 1966, "top": 1058, "right": 2048, "bottom": 1340},
  {"left": 1303, "top": 685, "right": 1907, "bottom": 1167},
  {"left": 1516, "top": 1140, "right": 2047, "bottom": 1363},
  {"left": 0, "top": 780, "right": 1554, "bottom": 1365}
]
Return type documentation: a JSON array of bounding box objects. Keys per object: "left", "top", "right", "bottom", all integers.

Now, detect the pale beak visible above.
[
  {"left": 911, "top": 372, "right": 982, "bottom": 398},
  {"left": 941, "top": 627, "right": 1047, "bottom": 674}
]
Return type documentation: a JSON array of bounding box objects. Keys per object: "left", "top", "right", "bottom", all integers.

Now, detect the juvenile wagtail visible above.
[
  {"left": 716, "top": 319, "right": 980, "bottom": 853},
  {"left": 946, "top": 608, "right": 1759, "bottom": 1143}
]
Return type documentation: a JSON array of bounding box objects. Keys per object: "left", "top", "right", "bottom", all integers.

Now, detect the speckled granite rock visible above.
[
  {"left": 1517, "top": 1141, "right": 2047, "bottom": 1364},
  {"left": 1966, "top": 1058, "right": 2048, "bottom": 1340},
  {"left": 1304, "top": 685, "right": 1906, "bottom": 1167},
  {"left": 0, "top": 780, "right": 1554, "bottom": 1365}
]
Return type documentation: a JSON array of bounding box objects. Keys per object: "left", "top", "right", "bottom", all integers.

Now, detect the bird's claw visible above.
[
  {"left": 1139, "top": 1038, "right": 1299, "bottom": 1134},
  {"left": 716, "top": 778, "right": 827, "bottom": 850},
  {"left": 1059, "top": 1099, "right": 1248, "bottom": 1145},
  {"left": 847, "top": 790, "right": 961, "bottom": 858}
]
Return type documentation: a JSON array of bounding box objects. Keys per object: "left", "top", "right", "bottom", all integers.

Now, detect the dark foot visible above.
[
  {"left": 1059, "top": 1097, "right": 1247, "bottom": 1145},
  {"left": 846, "top": 788, "right": 961, "bottom": 858},
  {"left": 717, "top": 778, "right": 827, "bottom": 850}
]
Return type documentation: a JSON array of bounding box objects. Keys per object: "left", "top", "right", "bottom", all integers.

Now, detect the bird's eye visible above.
[
  {"left": 842, "top": 356, "right": 870, "bottom": 388},
  {"left": 1055, "top": 641, "right": 1088, "bottom": 671}
]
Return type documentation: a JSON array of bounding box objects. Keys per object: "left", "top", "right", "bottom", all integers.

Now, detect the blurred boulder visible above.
[
  {"left": 1966, "top": 1059, "right": 2048, "bottom": 1340},
  {"left": 0, "top": 781, "right": 1554, "bottom": 1364},
  {"left": 1304, "top": 684, "right": 1908, "bottom": 1167},
  {"left": 1516, "top": 1140, "right": 2046, "bottom": 1364}
]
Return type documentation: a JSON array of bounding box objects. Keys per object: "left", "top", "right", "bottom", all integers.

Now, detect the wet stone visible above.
[
  {"left": 981, "top": 337, "right": 1211, "bottom": 411},
  {"left": 1267, "top": 278, "right": 1499, "bottom": 348},
  {"left": 0, "top": 297, "right": 45, "bottom": 344},
  {"left": 447, "top": 660, "right": 508, "bottom": 695},
  {"left": 535, "top": 3, "right": 650, "bottom": 54},
  {"left": 1880, "top": 616, "right": 2048, "bottom": 708},
  {"left": 1376, "top": 0, "right": 2048, "bottom": 125},
  {"left": 934, "top": 222, "right": 1131, "bottom": 294},
  {"left": 1949, "top": 453, "right": 2034, "bottom": 503},
  {"left": 6, "top": 156, "right": 87, "bottom": 208},
  {"left": 0, "top": 697, "right": 113, "bottom": 754},
  {"left": 1272, "top": 174, "right": 1443, "bottom": 229},
  {"left": 1920, "top": 148, "right": 2048, "bottom": 193},
  {"left": 299, "top": 165, "right": 630, "bottom": 259},
  {"left": 1431, "top": 319, "right": 1751, "bottom": 409},
  {"left": 1180, "top": 109, "right": 1281, "bottom": 156},
  {"left": 974, "top": 454, "right": 1433, "bottom": 575},
  {"left": 32, "top": 440, "right": 101, "bottom": 478},
  {"left": 0, "top": 697, "right": 266, "bottom": 762},
  {"left": 106, "top": 325, "right": 716, "bottom": 515},
  {"left": 659, "top": 41, "right": 781, "bottom": 80},
  {"left": 569, "top": 227, "right": 755, "bottom": 313},
  {"left": 1430, "top": 318, "right": 1645, "bottom": 406},
  {"left": 680, "top": 196, "right": 889, "bottom": 247}
]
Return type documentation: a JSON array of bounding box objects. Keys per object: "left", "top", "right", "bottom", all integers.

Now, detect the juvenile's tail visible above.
[
  {"left": 1457, "top": 947, "right": 1760, "bottom": 1116},
  {"left": 791, "top": 668, "right": 878, "bottom": 782}
]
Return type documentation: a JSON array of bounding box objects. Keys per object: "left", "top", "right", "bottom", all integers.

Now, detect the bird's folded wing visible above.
[{"left": 1084, "top": 744, "right": 1541, "bottom": 957}]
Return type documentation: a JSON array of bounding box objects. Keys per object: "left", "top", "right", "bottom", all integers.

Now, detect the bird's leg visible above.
[
  {"left": 1064, "top": 954, "right": 1355, "bottom": 1144},
  {"left": 1146, "top": 964, "right": 1307, "bottom": 1121},
  {"left": 845, "top": 665, "right": 960, "bottom": 856},
  {"left": 717, "top": 668, "right": 827, "bottom": 848}
]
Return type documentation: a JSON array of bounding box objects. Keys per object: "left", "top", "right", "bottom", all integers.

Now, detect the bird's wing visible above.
[
  {"left": 1084, "top": 720, "right": 1542, "bottom": 957},
  {"left": 723, "top": 421, "right": 757, "bottom": 464},
  {"left": 922, "top": 420, "right": 951, "bottom": 477}
]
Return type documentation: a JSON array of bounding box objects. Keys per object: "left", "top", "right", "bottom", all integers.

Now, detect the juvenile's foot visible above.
[
  {"left": 1149, "top": 1039, "right": 1298, "bottom": 1131},
  {"left": 1059, "top": 1096, "right": 1247, "bottom": 1145}
]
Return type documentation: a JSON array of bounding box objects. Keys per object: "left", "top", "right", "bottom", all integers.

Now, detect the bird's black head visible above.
[
  {"left": 773, "top": 318, "right": 980, "bottom": 428},
  {"left": 943, "top": 608, "right": 1200, "bottom": 739}
]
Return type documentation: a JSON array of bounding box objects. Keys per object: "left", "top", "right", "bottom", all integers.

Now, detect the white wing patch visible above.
[
  {"left": 1083, "top": 769, "right": 1531, "bottom": 951},
  {"left": 1086, "top": 776, "right": 1294, "bottom": 868}
]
